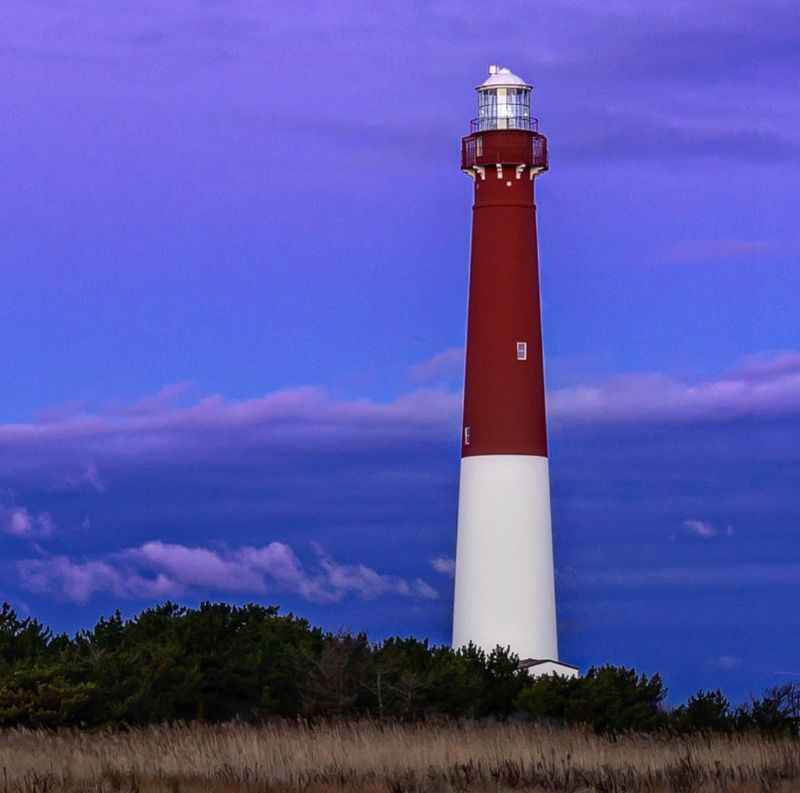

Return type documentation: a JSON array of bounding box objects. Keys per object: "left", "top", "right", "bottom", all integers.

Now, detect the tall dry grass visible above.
[{"left": 0, "top": 721, "right": 797, "bottom": 793}]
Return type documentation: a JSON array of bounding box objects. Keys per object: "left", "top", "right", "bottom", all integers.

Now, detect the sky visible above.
[{"left": 1, "top": 0, "right": 799, "bottom": 704}]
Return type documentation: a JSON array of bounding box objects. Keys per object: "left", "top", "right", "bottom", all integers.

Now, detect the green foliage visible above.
[
  {"left": 515, "top": 665, "right": 667, "bottom": 733},
  {"left": 672, "top": 689, "right": 733, "bottom": 733},
  {"left": 735, "top": 683, "right": 800, "bottom": 735},
  {"left": 0, "top": 601, "right": 323, "bottom": 726},
  {"left": 0, "top": 603, "right": 55, "bottom": 668},
  {"left": 0, "top": 664, "right": 98, "bottom": 727},
  {"left": 0, "top": 601, "right": 795, "bottom": 735},
  {"left": 0, "top": 603, "right": 532, "bottom": 727}
]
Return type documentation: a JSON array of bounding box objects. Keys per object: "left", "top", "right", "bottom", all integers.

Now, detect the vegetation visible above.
[
  {"left": 0, "top": 601, "right": 798, "bottom": 737},
  {"left": 2, "top": 721, "right": 800, "bottom": 793}
]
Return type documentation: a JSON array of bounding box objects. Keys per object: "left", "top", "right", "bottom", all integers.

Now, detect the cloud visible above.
[
  {"left": 684, "top": 519, "right": 715, "bottom": 538},
  {"left": 2, "top": 349, "right": 799, "bottom": 492},
  {"left": 9, "top": 0, "right": 799, "bottom": 170},
  {"left": 409, "top": 348, "right": 464, "bottom": 385},
  {"left": 316, "top": 548, "right": 439, "bottom": 601},
  {"left": 117, "top": 382, "right": 193, "bottom": 417},
  {"left": 549, "top": 351, "right": 800, "bottom": 425},
  {"left": 4, "top": 509, "right": 33, "bottom": 537},
  {"left": 61, "top": 462, "right": 106, "bottom": 493},
  {"left": 0, "top": 384, "right": 461, "bottom": 497},
  {"left": 663, "top": 240, "right": 771, "bottom": 264},
  {"left": 17, "top": 541, "right": 439, "bottom": 606},
  {"left": 412, "top": 579, "right": 440, "bottom": 600},
  {"left": 1, "top": 507, "right": 55, "bottom": 539},
  {"left": 683, "top": 519, "right": 734, "bottom": 539},
  {"left": 563, "top": 113, "right": 800, "bottom": 165},
  {"left": 431, "top": 556, "right": 456, "bottom": 577},
  {"left": 564, "top": 563, "right": 800, "bottom": 592},
  {"left": 731, "top": 352, "right": 800, "bottom": 382},
  {"left": 17, "top": 557, "right": 178, "bottom": 604},
  {"left": 35, "top": 400, "right": 88, "bottom": 424},
  {"left": 712, "top": 655, "right": 742, "bottom": 671},
  {"left": 1, "top": 349, "right": 799, "bottom": 549},
  {"left": 126, "top": 542, "right": 268, "bottom": 595}
]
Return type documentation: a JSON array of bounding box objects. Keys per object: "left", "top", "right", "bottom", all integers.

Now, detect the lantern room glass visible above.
[{"left": 477, "top": 87, "right": 531, "bottom": 131}]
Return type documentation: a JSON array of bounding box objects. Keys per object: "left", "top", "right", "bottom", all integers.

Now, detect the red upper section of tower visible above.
[{"left": 460, "top": 128, "right": 549, "bottom": 458}]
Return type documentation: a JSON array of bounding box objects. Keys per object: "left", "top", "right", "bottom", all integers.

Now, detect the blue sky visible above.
[{"left": 1, "top": 0, "right": 798, "bottom": 704}]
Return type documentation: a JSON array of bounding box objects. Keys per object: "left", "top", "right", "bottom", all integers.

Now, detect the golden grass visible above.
[{"left": 0, "top": 721, "right": 797, "bottom": 792}]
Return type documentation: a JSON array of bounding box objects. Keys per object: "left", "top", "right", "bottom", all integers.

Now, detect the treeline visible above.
[{"left": 0, "top": 601, "right": 797, "bottom": 733}]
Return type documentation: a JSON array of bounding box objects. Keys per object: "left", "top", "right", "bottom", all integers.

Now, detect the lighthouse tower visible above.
[{"left": 452, "top": 65, "right": 577, "bottom": 678}]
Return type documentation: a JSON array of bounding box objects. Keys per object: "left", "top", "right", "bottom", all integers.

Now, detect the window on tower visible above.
[
  {"left": 479, "top": 90, "right": 497, "bottom": 127},
  {"left": 500, "top": 89, "right": 531, "bottom": 129},
  {"left": 516, "top": 341, "right": 528, "bottom": 361}
]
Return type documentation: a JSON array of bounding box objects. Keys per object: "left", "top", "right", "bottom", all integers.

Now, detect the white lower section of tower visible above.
[{"left": 452, "top": 454, "right": 560, "bottom": 663}]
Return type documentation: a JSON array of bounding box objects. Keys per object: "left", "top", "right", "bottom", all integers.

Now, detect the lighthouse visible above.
[{"left": 451, "top": 65, "right": 577, "bottom": 678}]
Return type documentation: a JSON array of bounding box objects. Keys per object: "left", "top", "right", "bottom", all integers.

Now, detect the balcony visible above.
[
  {"left": 470, "top": 115, "right": 539, "bottom": 133},
  {"left": 461, "top": 130, "right": 548, "bottom": 172}
]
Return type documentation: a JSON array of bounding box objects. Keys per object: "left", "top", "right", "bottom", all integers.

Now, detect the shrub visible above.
[{"left": 516, "top": 665, "right": 667, "bottom": 733}]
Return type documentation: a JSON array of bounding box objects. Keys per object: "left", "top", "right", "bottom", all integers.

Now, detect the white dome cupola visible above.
[{"left": 475, "top": 65, "right": 533, "bottom": 131}]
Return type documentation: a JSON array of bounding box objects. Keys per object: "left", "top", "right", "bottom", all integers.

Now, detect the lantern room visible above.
[{"left": 474, "top": 65, "right": 534, "bottom": 132}]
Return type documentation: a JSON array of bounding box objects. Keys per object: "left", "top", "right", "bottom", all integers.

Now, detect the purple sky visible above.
[{"left": 2, "top": 0, "right": 799, "bottom": 703}]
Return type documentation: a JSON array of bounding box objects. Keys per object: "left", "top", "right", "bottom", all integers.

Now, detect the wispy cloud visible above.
[
  {"left": 730, "top": 351, "right": 800, "bottom": 382},
  {"left": 711, "top": 655, "right": 742, "bottom": 671},
  {"left": 431, "top": 556, "right": 456, "bottom": 577},
  {"left": 10, "top": 0, "right": 798, "bottom": 167},
  {"left": 17, "top": 557, "right": 176, "bottom": 604},
  {"left": 2, "top": 350, "right": 799, "bottom": 501},
  {"left": 663, "top": 240, "right": 771, "bottom": 264},
  {"left": 17, "top": 541, "right": 439, "bottom": 606},
  {"left": 61, "top": 462, "right": 106, "bottom": 493},
  {"left": 1, "top": 506, "right": 55, "bottom": 539},
  {"left": 550, "top": 350, "right": 800, "bottom": 425},
  {"left": 117, "top": 382, "right": 192, "bottom": 417},
  {"left": 0, "top": 385, "right": 460, "bottom": 487},
  {"left": 563, "top": 563, "right": 800, "bottom": 592},
  {"left": 683, "top": 519, "right": 734, "bottom": 539},
  {"left": 409, "top": 348, "right": 464, "bottom": 385}
]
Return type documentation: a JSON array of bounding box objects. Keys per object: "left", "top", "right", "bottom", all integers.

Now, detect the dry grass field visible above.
[{"left": 0, "top": 721, "right": 797, "bottom": 793}]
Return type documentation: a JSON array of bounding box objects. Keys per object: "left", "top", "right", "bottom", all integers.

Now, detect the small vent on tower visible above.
[
  {"left": 516, "top": 341, "right": 528, "bottom": 361},
  {"left": 464, "top": 426, "right": 471, "bottom": 446}
]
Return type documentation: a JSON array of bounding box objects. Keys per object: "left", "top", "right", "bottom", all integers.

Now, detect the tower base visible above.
[
  {"left": 452, "top": 455, "right": 558, "bottom": 660},
  {"left": 519, "top": 658, "right": 580, "bottom": 679}
]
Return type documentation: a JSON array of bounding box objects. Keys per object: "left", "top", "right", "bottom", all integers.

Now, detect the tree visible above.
[
  {"left": 672, "top": 689, "right": 733, "bottom": 733},
  {"left": 0, "top": 600, "right": 794, "bottom": 731},
  {"left": 479, "top": 646, "right": 528, "bottom": 719},
  {"left": 301, "top": 632, "right": 371, "bottom": 717},
  {"left": 516, "top": 665, "right": 667, "bottom": 733},
  {"left": 0, "top": 603, "right": 54, "bottom": 668},
  {"left": 514, "top": 669, "right": 578, "bottom": 724},
  {"left": 737, "top": 683, "right": 800, "bottom": 735}
]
